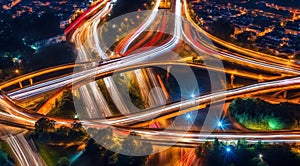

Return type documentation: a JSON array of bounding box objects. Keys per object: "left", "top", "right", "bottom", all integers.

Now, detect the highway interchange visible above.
[{"left": 1, "top": 0, "right": 300, "bottom": 158}]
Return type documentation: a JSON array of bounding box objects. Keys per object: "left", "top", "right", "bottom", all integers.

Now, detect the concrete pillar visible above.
[
  {"left": 29, "top": 78, "right": 33, "bottom": 85},
  {"left": 283, "top": 91, "right": 287, "bottom": 99},
  {"left": 18, "top": 81, "right": 23, "bottom": 88},
  {"left": 230, "top": 74, "right": 235, "bottom": 87}
]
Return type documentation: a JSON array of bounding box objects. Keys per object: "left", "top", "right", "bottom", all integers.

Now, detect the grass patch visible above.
[{"left": 36, "top": 142, "right": 77, "bottom": 166}]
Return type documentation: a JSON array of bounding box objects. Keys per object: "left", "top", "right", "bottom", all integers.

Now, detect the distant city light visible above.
[
  {"left": 30, "top": 45, "right": 39, "bottom": 50},
  {"left": 12, "top": 57, "right": 18, "bottom": 63}
]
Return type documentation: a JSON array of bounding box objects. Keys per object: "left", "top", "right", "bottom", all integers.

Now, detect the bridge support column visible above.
[
  {"left": 166, "top": 65, "right": 172, "bottom": 81},
  {"left": 283, "top": 91, "right": 287, "bottom": 99},
  {"left": 230, "top": 74, "right": 235, "bottom": 87},
  {"left": 18, "top": 81, "right": 23, "bottom": 88},
  {"left": 29, "top": 78, "right": 33, "bottom": 85}
]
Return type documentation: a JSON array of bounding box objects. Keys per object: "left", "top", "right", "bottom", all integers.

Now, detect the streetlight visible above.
[
  {"left": 217, "top": 121, "right": 222, "bottom": 127},
  {"left": 14, "top": 69, "right": 20, "bottom": 74},
  {"left": 226, "top": 147, "right": 231, "bottom": 152},
  {"left": 185, "top": 113, "right": 193, "bottom": 127},
  {"left": 216, "top": 120, "right": 225, "bottom": 131},
  {"left": 185, "top": 113, "right": 191, "bottom": 120}
]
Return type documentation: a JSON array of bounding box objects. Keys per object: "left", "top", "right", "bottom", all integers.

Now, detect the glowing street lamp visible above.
[
  {"left": 185, "top": 113, "right": 193, "bottom": 127},
  {"left": 216, "top": 120, "right": 225, "bottom": 131},
  {"left": 14, "top": 69, "right": 20, "bottom": 74},
  {"left": 185, "top": 113, "right": 191, "bottom": 120},
  {"left": 226, "top": 147, "right": 231, "bottom": 152},
  {"left": 217, "top": 121, "right": 222, "bottom": 127}
]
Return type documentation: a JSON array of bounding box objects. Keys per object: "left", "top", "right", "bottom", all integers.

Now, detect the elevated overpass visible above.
[{"left": 0, "top": 60, "right": 282, "bottom": 101}]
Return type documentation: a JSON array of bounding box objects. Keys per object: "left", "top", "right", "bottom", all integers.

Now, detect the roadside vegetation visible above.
[
  {"left": 75, "top": 129, "right": 152, "bottom": 166},
  {"left": 32, "top": 118, "right": 152, "bottom": 166},
  {"left": 195, "top": 138, "right": 300, "bottom": 166},
  {"left": 48, "top": 90, "right": 76, "bottom": 119},
  {"left": 229, "top": 98, "right": 300, "bottom": 130},
  {"left": 0, "top": 142, "right": 14, "bottom": 166}
]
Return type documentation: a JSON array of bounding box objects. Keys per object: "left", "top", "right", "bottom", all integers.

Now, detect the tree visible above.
[
  {"left": 195, "top": 142, "right": 212, "bottom": 159},
  {"left": 56, "top": 157, "right": 70, "bottom": 166},
  {"left": 35, "top": 118, "right": 55, "bottom": 133},
  {"left": 59, "top": 90, "right": 74, "bottom": 111},
  {"left": 54, "top": 126, "right": 70, "bottom": 141},
  {"left": 213, "top": 138, "right": 220, "bottom": 152},
  {"left": 72, "top": 122, "right": 82, "bottom": 130},
  {"left": 84, "top": 139, "right": 101, "bottom": 156},
  {"left": 34, "top": 118, "right": 56, "bottom": 141},
  {"left": 117, "top": 132, "right": 152, "bottom": 166},
  {"left": 249, "top": 157, "right": 268, "bottom": 166},
  {"left": 83, "top": 128, "right": 120, "bottom": 165},
  {"left": 82, "top": 129, "right": 152, "bottom": 166},
  {"left": 195, "top": 146, "right": 204, "bottom": 158},
  {"left": 69, "top": 122, "right": 85, "bottom": 141},
  {"left": 235, "top": 141, "right": 256, "bottom": 166},
  {"left": 0, "top": 150, "right": 14, "bottom": 166},
  {"left": 255, "top": 140, "right": 263, "bottom": 152},
  {"left": 229, "top": 98, "right": 300, "bottom": 130},
  {"left": 237, "top": 138, "right": 247, "bottom": 150},
  {"left": 263, "top": 144, "right": 300, "bottom": 166}
]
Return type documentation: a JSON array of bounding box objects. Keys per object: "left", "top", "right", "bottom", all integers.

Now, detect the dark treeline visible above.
[{"left": 195, "top": 138, "right": 300, "bottom": 166}]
